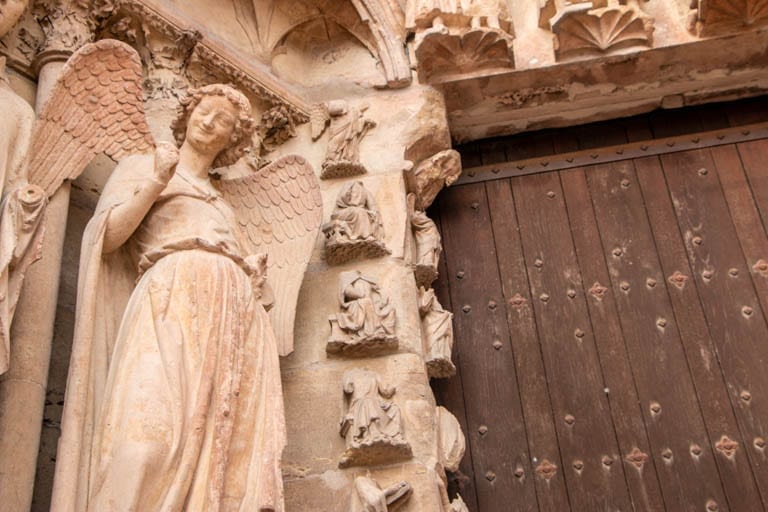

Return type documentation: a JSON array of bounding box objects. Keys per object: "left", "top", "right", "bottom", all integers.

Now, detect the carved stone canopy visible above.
[{"left": 541, "top": 0, "right": 654, "bottom": 61}]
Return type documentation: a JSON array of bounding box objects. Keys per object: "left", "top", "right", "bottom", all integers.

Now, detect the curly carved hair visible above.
[{"left": 171, "top": 84, "right": 256, "bottom": 168}]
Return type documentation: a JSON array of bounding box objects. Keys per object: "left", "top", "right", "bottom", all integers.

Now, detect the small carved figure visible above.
[
  {"left": 328, "top": 270, "right": 397, "bottom": 356},
  {"left": 350, "top": 476, "right": 412, "bottom": 512},
  {"left": 52, "top": 77, "right": 322, "bottom": 510},
  {"left": 311, "top": 100, "right": 376, "bottom": 179},
  {"left": 339, "top": 368, "right": 412, "bottom": 467},
  {"left": 409, "top": 193, "right": 441, "bottom": 287},
  {"left": 436, "top": 406, "right": 466, "bottom": 472},
  {"left": 323, "top": 180, "right": 390, "bottom": 265},
  {"left": 449, "top": 495, "right": 470, "bottom": 512},
  {"left": 419, "top": 287, "right": 456, "bottom": 378}
]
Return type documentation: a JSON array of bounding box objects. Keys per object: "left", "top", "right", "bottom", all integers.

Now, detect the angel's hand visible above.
[{"left": 153, "top": 142, "right": 179, "bottom": 185}]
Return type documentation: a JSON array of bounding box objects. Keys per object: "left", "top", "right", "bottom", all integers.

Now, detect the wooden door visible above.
[{"left": 432, "top": 100, "right": 768, "bottom": 512}]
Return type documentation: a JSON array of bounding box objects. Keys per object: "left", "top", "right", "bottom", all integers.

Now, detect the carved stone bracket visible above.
[
  {"left": 323, "top": 181, "right": 390, "bottom": 265},
  {"left": 405, "top": 149, "right": 462, "bottom": 211},
  {"left": 327, "top": 270, "right": 398, "bottom": 357},
  {"left": 688, "top": 0, "right": 768, "bottom": 36},
  {"left": 540, "top": 1, "right": 654, "bottom": 60},
  {"left": 406, "top": 0, "right": 515, "bottom": 83},
  {"left": 350, "top": 476, "right": 412, "bottom": 512},
  {"left": 339, "top": 368, "right": 413, "bottom": 468}
]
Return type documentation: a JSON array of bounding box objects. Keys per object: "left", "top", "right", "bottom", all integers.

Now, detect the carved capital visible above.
[{"left": 32, "top": 1, "right": 98, "bottom": 67}]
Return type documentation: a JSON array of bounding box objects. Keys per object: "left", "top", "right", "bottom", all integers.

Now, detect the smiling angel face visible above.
[
  {"left": 185, "top": 95, "right": 239, "bottom": 158},
  {"left": 0, "top": 0, "right": 27, "bottom": 39}
]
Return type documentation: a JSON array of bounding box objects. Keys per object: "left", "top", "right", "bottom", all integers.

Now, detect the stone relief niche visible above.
[
  {"left": 339, "top": 368, "right": 413, "bottom": 467},
  {"left": 327, "top": 270, "right": 398, "bottom": 356},
  {"left": 539, "top": 0, "right": 654, "bottom": 60},
  {"left": 688, "top": 0, "right": 768, "bottom": 36},
  {"left": 323, "top": 180, "right": 390, "bottom": 264},
  {"left": 406, "top": 0, "right": 515, "bottom": 83},
  {"left": 349, "top": 476, "right": 412, "bottom": 512}
]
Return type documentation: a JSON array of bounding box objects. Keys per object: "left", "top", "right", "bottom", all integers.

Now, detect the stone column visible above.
[{"left": 0, "top": 6, "right": 91, "bottom": 510}]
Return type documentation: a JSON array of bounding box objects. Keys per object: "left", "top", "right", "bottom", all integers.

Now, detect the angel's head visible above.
[
  {"left": 172, "top": 84, "right": 256, "bottom": 168},
  {"left": 0, "top": 0, "right": 28, "bottom": 38}
]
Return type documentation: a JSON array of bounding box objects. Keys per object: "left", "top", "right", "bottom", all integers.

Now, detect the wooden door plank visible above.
[
  {"left": 485, "top": 179, "right": 571, "bottom": 512},
  {"left": 560, "top": 167, "right": 667, "bottom": 512},
  {"left": 711, "top": 145, "right": 768, "bottom": 345},
  {"left": 661, "top": 148, "right": 768, "bottom": 509},
  {"left": 438, "top": 183, "right": 537, "bottom": 511},
  {"left": 430, "top": 206, "right": 481, "bottom": 511},
  {"left": 586, "top": 159, "right": 730, "bottom": 512},
  {"left": 511, "top": 172, "right": 633, "bottom": 511},
  {"left": 635, "top": 154, "right": 766, "bottom": 511},
  {"left": 734, "top": 140, "right": 768, "bottom": 234}
]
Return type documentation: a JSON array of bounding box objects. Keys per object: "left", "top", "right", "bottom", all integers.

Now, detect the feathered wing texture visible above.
[
  {"left": 216, "top": 155, "right": 323, "bottom": 356},
  {"left": 27, "top": 39, "right": 155, "bottom": 198},
  {"left": 310, "top": 102, "right": 330, "bottom": 141}
]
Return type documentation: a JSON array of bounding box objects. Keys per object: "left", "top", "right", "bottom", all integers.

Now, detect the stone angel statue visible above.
[
  {"left": 310, "top": 99, "right": 376, "bottom": 179},
  {"left": 43, "top": 43, "right": 322, "bottom": 511}
]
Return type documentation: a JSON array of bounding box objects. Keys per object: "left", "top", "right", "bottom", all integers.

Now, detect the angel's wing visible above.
[
  {"left": 28, "top": 39, "right": 155, "bottom": 197},
  {"left": 310, "top": 102, "right": 330, "bottom": 141},
  {"left": 216, "top": 155, "right": 323, "bottom": 356}
]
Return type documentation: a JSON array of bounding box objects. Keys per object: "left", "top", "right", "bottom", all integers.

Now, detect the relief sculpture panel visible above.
[
  {"left": 323, "top": 180, "right": 390, "bottom": 265},
  {"left": 327, "top": 270, "right": 398, "bottom": 357},
  {"left": 339, "top": 368, "right": 413, "bottom": 468}
]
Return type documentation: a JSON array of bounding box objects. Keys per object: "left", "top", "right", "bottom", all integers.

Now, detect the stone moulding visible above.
[
  {"left": 550, "top": 4, "right": 654, "bottom": 60},
  {"left": 689, "top": 0, "right": 768, "bottom": 36},
  {"left": 351, "top": 0, "right": 412, "bottom": 88}
]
